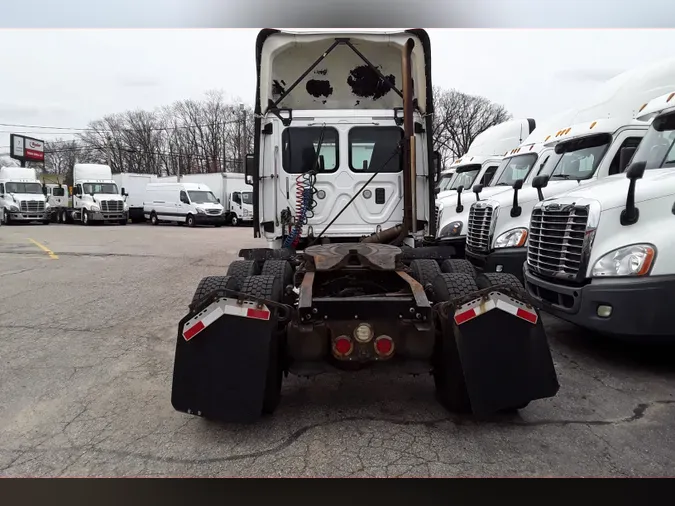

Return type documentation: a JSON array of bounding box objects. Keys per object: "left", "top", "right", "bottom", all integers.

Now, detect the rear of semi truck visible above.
[{"left": 170, "top": 29, "right": 559, "bottom": 423}]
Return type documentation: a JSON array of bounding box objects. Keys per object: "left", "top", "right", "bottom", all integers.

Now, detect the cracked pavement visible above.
[{"left": 1, "top": 224, "right": 675, "bottom": 477}]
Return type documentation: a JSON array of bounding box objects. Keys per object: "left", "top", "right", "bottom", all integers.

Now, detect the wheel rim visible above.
[
  {"left": 232, "top": 217, "right": 237, "bottom": 225},
  {"left": 83, "top": 212, "right": 88, "bottom": 224}
]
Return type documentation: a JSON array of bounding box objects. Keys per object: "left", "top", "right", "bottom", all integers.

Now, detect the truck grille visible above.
[
  {"left": 20, "top": 200, "right": 45, "bottom": 213},
  {"left": 206, "top": 209, "right": 222, "bottom": 215},
  {"left": 100, "top": 200, "right": 123, "bottom": 212},
  {"left": 466, "top": 203, "right": 494, "bottom": 253},
  {"left": 527, "top": 205, "right": 589, "bottom": 278}
]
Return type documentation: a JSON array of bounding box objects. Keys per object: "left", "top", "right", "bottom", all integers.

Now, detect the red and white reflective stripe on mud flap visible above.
[
  {"left": 453, "top": 291, "right": 538, "bottom": 326},
  {"left": 182, "top": 298, "right": 271, "bottom": 341},
  {"left": 454, "top": 298, "right": 496, "bottom": 325}
]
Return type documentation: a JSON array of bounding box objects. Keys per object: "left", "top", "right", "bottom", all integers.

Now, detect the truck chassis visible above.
[
  {"left": 171, "top": 242, "right": 559, "bottom": 423},
  {"left": 50, "top": 206, "right": 128, "bottom": 226}
]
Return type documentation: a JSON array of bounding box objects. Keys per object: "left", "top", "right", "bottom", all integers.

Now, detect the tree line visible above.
[{"left": 29, "top": 86, "right": 511, "bottom": 185}]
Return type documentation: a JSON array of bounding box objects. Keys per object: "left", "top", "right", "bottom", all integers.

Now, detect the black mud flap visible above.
[
  {"left": 171, "top": 294, "right": 281, "bottom": 423},
  {"left": 437, "top": 287, "right": 559, "bottom": 416}
]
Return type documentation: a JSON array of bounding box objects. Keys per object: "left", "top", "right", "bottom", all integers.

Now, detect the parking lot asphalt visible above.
[{"left": 1, "top": 222, "right": 675, "bottom": 477}]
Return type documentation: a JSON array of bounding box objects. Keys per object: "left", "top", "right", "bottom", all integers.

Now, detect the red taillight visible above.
[
  {"left": 333, "top": 336, "right": 353, "bottom": 357},
  {"left": 374, "top": 335, "right": 394, "bottom": 357}
]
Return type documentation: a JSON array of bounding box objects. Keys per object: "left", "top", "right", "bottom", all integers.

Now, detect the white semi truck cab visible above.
[
  {"left": 464, "top": 116, "right": 649, "bottom": 281},
  {"left": 55, "top": 164, "right": 128, "bottom": 225},
  {"left": 523, "top": 92, "right": 675, "bottom": 340},
  {"left": 0, "top": 167, "right": 51, "bottom": 225}
]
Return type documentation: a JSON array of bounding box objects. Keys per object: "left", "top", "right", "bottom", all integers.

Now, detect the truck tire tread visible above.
[
  {"left": 440, "top": 259, "right": 476, "bottom": 277},
  {"left": 432, "top": 273, "right": 479, "bottom": 303},
  {"left": 475, "top": 272, "right": 526, "bottom": 297},
  {"left": 410, "top": 259, "right": 442, "bottom": 287},
  {"left": 191, "top": 275, "right": 237, "bottom": 307},
  {"left": 261, "top": 260, "right": 294, "bottom": 287},
  {"left": 226, "top": 260, "right": 261, "bottom": 290}
]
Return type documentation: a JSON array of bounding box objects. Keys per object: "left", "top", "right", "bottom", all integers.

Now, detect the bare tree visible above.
[{"left": 432, "top": 87, "right": 512, "bottom": 169}]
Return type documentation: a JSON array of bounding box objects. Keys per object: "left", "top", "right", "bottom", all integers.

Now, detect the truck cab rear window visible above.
[
  {"left": 282, "top": 127, "right": 339, "bottom": 174},
  {"left": 52, "top": 187, "right": 65, "bottom": 197},
  {"left": 349, "top": 127, "right": 403, "bottom": 173}
]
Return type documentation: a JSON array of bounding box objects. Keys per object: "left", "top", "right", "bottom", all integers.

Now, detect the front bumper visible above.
[
  {"left": 9, "top": 211, "right": 48, "bottom": 221},
  {"left": 466, "top": 248, "right": 527, "bottom": 283},
  {"left": 90, "top": 211, "right": 127, "bottom": 221},
  {"left": 195, "top": 213, "right": 227, "bottom": 225},
  {"left": 434, "top": 235, "right": 466, "bottom": 257},
  {"left": 524, "top": 265, "right": 675, "bottom": 340}
]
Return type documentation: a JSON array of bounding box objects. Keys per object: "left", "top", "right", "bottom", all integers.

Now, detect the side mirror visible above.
[
  {"left": 121, "top": 187, "right": 128, "bottom": 196},
  {"left": 626, "top": 160, "right": 646, "bottom": 180},
  {"left": 433, "top": 150, "right": 441, "bottom": 179},
  {"left": 42, "top": 185, "right": 48, "bottom": 196},
  {"left": 621, "top": 161, "right": 646, "bottom": 226},
  {"left": 217, "top": 198, "right": 220, "bottom": 203},
  {"left": 245, "top": 153, "right": 256, "bottom": 181},
  {"left": 434, "top": 187, "right": 440, "bottom": 195},
  {"left": 455, "top": 185, "right": 464, "bottom": 213},
  {"left": 472, "top": 184, "right": 483, "bottom": 201},
  {"left": 511, "top": 178, "right": 524, "bottom": 218},
  {"left": 619, "top": 146, "right": 638, "bottom": 173},
  {"left": 532, "top": 174, "right": 550, "bottom": 201}
]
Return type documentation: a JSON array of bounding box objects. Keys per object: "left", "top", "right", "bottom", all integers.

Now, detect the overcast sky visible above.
[{"left": 1, "top": 28, "right": 675, "bottom": 152}]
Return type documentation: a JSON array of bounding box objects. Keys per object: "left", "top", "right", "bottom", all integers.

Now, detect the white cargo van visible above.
[
  {"left": 157, "top": 173, "right": 252, "bottom": 226},
  {"left": 143, "top": 182, "right": 226, "bottom": 227},
  {"left": 523, "top": 91, "right": 675, "bottom": 340},
  {"left": 0, "top": 167, "right": 50, "bottom": 225},
  {"left": 112, "top": 173, "right": 157, "bottom": 223}
]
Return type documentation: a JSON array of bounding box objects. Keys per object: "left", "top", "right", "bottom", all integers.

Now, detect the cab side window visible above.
[
  {"left": 608, "top": 137, "right": 643, "bottom": 175},
  {"left": 480, "top": 166, "right": 498, "bottom": 185},
  {"left": 232, "top": 192, "right": 241, "bottom": 205},
  {"left": 180, "top": 191, "right": 190, "bottom": 204}
]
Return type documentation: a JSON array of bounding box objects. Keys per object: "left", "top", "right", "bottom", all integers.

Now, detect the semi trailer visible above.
[{"left": 171, "top": 29, "right": 559, "bottom": 423}]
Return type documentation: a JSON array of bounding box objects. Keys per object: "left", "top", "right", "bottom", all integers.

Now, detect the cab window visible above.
[
  {"left": 349, "top": 127, "right": 403, "bottom": 173},
  {"left": 180, "top": 191, "right": 190, "bottom": 204},
  {"left": 282, "top": 127, "right": 339, "bottom": 174}
]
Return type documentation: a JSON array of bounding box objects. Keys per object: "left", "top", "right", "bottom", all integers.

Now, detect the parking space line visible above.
[{"left": 28, "top": 238, "right": 59, "bottom": 259}]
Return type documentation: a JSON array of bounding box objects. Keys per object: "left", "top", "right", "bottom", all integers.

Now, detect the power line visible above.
[
  {"left": 0, "top": 117, "right": 249, "bottom": 136},
  {"left": 36, "top": 144, "right": 246, "bottom": 163}
]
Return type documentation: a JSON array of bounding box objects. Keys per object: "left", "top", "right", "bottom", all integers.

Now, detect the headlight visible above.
[
  {"left": 592, "top": 244, "right": 656, "bottom": 277},
  {"left": 196, "top": 207, "right": 206, "bottom": 214},
  {"left": 439, "top": 221, "right": 463, "bottom": 237},
  {"left": 494, "top": 228, "right": 528, "bottom": 249},
  {"left": 9, "top": 204, "right": 19, "bottom": 212},
  {"left": 90, "top": 205, "right": 100, "bottom": 211}
]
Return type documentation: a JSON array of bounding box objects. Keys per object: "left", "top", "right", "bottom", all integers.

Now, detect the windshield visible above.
[
  {"left": 631, "top": 111, "right": 675, "bottom": 170},
  {"left": 5, "top": 182, "right": 42, "bottom": 194},
  {"left": 188, "top": 191, "right": 218, "bottom": 204},
  {"left": 548, "top": 134, "right": 610, "bottom": 181},
  {"left": 493, "top": 153, "right": 538, "bottom": 186},
  {"left": 450, "top": 165, "right": 481, "bottom": 190},
  {"left": 241, "top": 192, "right": 253, "bottom": 204},
  {"left": 83, "top": 183, "right": 118, "bottom": 194}
]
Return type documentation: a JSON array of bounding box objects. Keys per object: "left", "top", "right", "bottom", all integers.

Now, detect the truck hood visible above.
[
  {"left": 194, "top": 202, "right": 224, "bottom": 211},
  {"left": 542, "top": 169, "right": 675, "bottom": 211},
  {"left": 92, "top": 194, "right": 125, "bottom": 202},
  {"left": 6, "top": 193, "right": 47, "bottom": 203}
]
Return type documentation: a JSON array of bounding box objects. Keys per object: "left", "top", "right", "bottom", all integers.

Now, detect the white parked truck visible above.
[
  {"left": 170, "top": 29, "right": 559, "bottom": 424},
  {"left": 54, "top": 164, "right": 128, "bottom": 225},
  {"left": 112, "top": 172, "right": 157, "bottom": 223},
  {"left": 523, "top": 91, "right": 675, "bottom": 340},
  {"left": 463, "top": 58, "right": 675, "bottom": 282},
  {"left": 0, "top": 167, "right": 51, "bottom": 225}
]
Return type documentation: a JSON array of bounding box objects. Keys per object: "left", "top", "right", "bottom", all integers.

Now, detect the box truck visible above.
[{"left": 112, "top": 173, "right": 157, "bottom": 223}]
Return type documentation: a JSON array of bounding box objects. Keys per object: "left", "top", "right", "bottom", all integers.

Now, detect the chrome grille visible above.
[
  {"left": 466, "top": 203, "right": 494, "bottom": 253},
  {"left": 100, "top": 200, "right": 124, "bottom": 212},
  {"left": 20, "top": 200, "right": 45, "bottom": 212},
  {"left": 527, "top": 205, "right": 589, "bottom": 278},
  {"left": 207, "top": 209, "right": 221, "bottom": 215}
]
